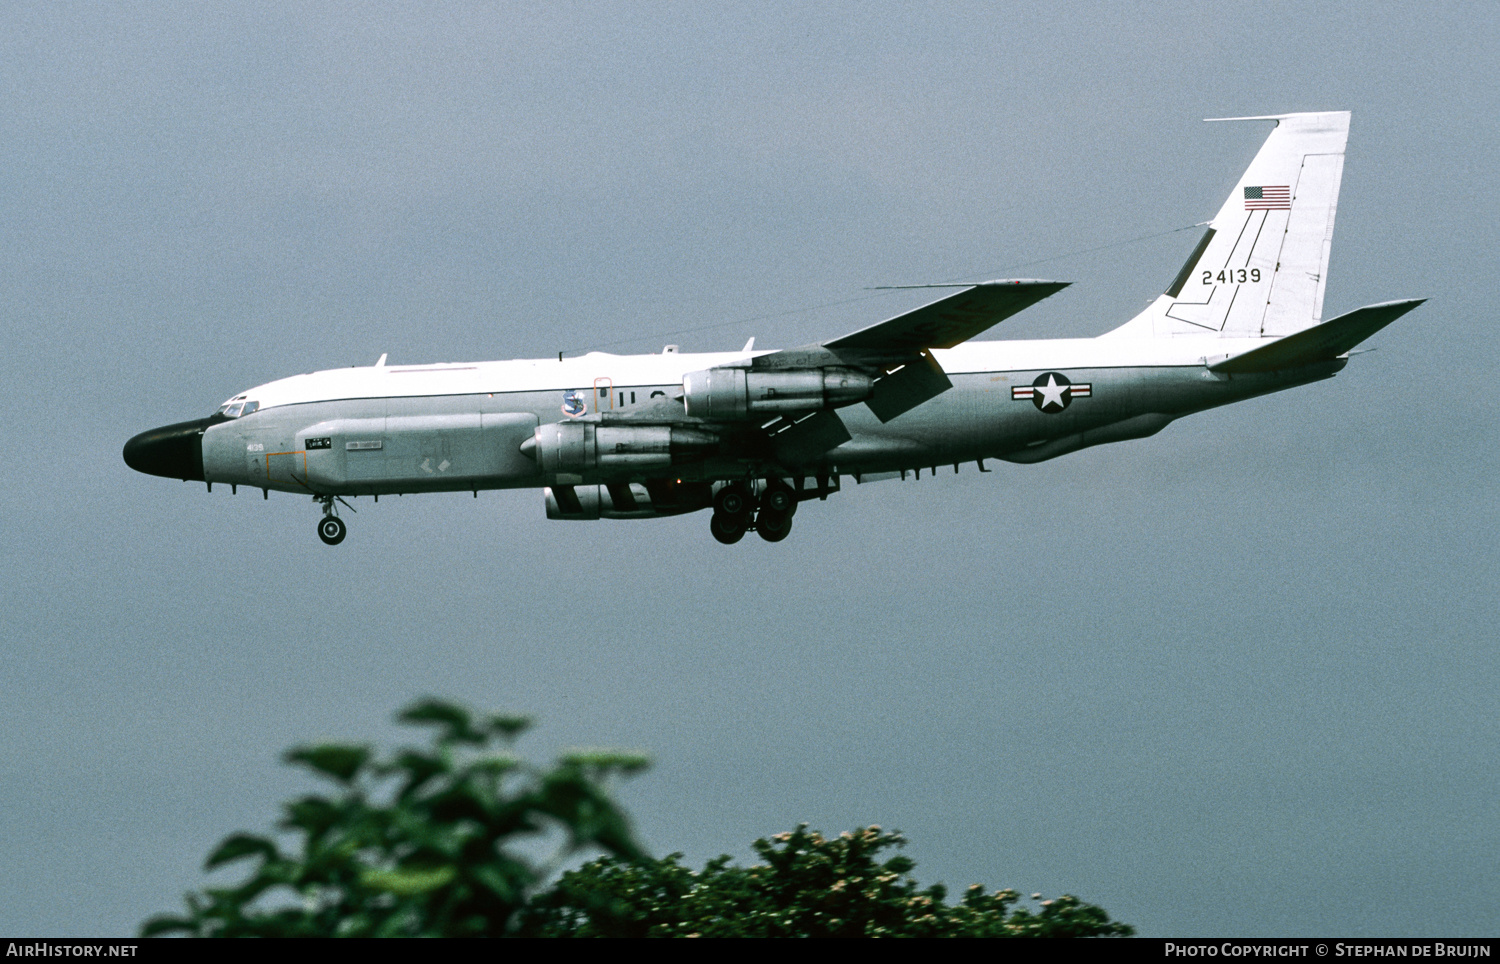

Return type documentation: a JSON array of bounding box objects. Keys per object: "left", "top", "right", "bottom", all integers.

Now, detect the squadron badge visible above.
[
  {"left": 561, "top": 389, "right": 587, "bottom": 417},
  {"left": 1012, "top": 372, "right": 1091, "bottom": 413}
]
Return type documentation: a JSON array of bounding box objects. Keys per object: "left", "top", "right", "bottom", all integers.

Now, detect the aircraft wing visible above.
[
  {"left": 827, "top": 279, "right": 1070, "bottom": 357},
  {"left": 751, "top": 279, "right": 1068, "bottom": 371},
  {"left": 730, "top": 279, "right": 1066, "bottom": 425}
]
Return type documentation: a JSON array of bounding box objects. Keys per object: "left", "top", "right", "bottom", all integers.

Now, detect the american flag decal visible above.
[{"left": 1244, "top": 185, "right": 1291, "bottom": 210}]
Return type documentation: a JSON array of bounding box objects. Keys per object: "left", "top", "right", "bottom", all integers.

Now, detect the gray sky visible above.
[{"left": 2, "top": 1, "right": 1497, "bottom": 937}]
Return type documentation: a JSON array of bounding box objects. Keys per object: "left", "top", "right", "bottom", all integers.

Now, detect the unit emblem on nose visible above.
[
  {"left": 1012, "top": 372, "right": 1091, "bottom": 413},
  {"left": 561, "top": 389, "right": 586, "bottom": 417}
]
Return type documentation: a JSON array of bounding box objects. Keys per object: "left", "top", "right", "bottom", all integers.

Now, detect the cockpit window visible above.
[{"left": 217, "top": 399, "right": 259, "bottom": 418}]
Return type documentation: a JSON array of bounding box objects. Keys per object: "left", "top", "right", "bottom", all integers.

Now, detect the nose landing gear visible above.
[{"left": 315, "top": 494, "right": 355, "bottom": 546}]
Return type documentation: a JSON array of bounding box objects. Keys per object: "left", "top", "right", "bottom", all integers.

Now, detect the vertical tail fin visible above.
[{"left": 1108, "top": 111, "right": 1350, "bottom": 340}]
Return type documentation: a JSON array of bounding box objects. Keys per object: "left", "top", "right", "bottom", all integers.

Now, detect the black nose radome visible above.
[{"left": 123, "top": 418, "right": 210, "bottom": 481}]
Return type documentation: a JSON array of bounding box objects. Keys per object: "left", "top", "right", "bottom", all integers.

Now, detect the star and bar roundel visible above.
[{"left": 1012, "top": 372, "right": 1092, "bottom": 413}]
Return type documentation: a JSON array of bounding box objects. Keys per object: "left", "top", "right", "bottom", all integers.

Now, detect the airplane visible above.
[{"left": 124, "top": 110, "right": 1422, "bottom": 546}]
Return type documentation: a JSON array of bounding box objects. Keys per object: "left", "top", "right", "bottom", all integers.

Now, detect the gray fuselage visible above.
[{"left": 198, "top": 358, "right": 1340, "bottom": 499}]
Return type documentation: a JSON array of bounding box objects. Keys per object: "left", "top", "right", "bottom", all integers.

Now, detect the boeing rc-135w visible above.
[{"left": 125, "top": 111, "right": 1421, "bottom": 546}]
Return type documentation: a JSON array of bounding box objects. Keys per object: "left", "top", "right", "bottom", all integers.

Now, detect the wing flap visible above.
[{"left": 864, "top": 351, "right": 952, "bottom": 423}]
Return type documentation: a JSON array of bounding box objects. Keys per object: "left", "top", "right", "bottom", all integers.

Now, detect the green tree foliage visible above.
[
  {"left": 521, "top": 825, "right": 1133, "bottom": 937},
  {"left": 145, "top": 700, "right": 1131, "bottom": 938},
  {"left": 142, "top": 699, "right": 649, "bottom": 937}
]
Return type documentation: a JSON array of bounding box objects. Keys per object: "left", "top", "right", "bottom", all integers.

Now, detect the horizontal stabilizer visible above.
[{"left": 1208, "top": 299, "right": 1424, "bottom": 373}]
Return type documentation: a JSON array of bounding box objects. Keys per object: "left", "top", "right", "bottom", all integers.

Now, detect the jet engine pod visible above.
[
  {"left": 682, "top": 368, "right": 873, "bottom": 419},
  {"left": 525, "top": 423, "right": 719, "bottom": 482},
  {"left": 545, "top": 481, "right": 712, "bottom": 520}
]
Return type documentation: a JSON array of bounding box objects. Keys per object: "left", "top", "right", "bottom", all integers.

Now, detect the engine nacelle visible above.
[
  {"left": 545, "top": 480, "right": 713, "bottom": 520},
  {"left": 681, "top": 368, "right": 874, "bottom": 420},
  {"left": 523, "top": 422, "right": 719, "bottom": 482}
]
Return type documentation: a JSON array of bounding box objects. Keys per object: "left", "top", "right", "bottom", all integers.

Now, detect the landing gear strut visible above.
[{"left": 316, "top": 494, "right": 353, "bottom": 546}]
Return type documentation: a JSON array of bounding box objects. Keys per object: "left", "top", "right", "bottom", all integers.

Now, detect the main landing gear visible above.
[
  {"left": 710, "top": 480, "right": 796, "bottom": 545},
  {"left": 316, "top": 494, "right": 355, "bottom": 546}
]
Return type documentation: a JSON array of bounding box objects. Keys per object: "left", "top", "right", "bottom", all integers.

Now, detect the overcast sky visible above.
[{"left": 2, "top": 1, "right": 1497, "bottom": 938}]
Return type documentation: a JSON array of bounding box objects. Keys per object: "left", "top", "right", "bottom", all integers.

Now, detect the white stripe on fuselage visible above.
[{"left": 241, "top": 336, "right": 1271, "bottom": 410}]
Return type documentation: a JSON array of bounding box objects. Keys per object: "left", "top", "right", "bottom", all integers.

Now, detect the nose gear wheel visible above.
[
  {"left": 315, "top": 494, "right": 353, "bottom": 546},
  {"left": 318, "top": 516, "right": 347, "bottom": 545}
]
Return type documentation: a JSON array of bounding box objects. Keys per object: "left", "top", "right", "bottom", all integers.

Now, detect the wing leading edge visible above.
[
  {"left": 827, "top": 279, "right": 1070, "bottom": 356},
  {"left": 750, "top": 279, "right": 1068, "bottom": 371}
]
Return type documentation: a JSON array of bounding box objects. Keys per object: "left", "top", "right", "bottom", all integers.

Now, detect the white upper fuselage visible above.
[{"left": 236, "top": 334, "right": 1267, "bottom": 411}]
